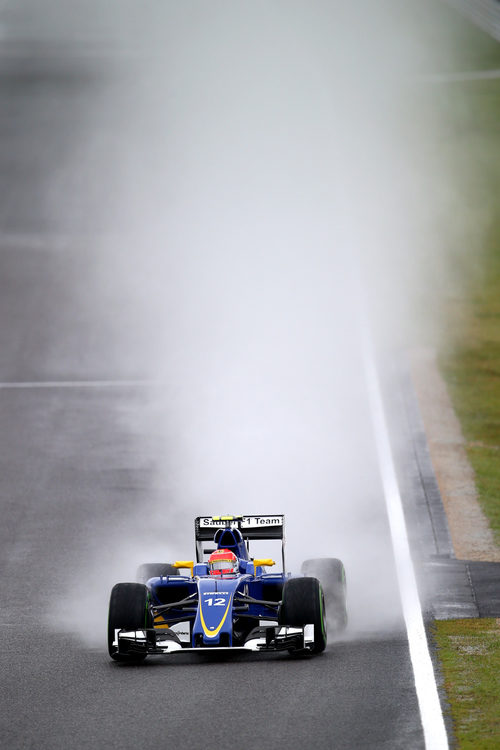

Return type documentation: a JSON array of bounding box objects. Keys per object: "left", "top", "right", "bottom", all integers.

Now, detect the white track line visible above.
[
  {"left": 361, "top": 332, "right": 449, "bottom": 750},
  {"left": 0, "top": 380, "right": 162, "bottom": 389}
]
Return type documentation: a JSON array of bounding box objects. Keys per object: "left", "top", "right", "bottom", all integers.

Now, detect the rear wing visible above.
[{"left": 195, "top": 515, "right": 286, "bottom": 571}]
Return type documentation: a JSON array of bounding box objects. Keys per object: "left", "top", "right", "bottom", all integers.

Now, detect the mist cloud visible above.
[{"left": 35, "top": 0, "right": 487, "bottom": 640}]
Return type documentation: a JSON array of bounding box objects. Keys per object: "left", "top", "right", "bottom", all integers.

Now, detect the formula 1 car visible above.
[{"left": 108, "top": 515, "right": 347, "bottom": 661}]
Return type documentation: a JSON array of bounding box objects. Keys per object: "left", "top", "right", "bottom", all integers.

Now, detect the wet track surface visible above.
[
  {"left": 0, "top": 381, "right": 425, "bottom": 749},
  {"left": 0, "top": 5, "right": 456, "bottom": 748},
  {"left": 0, "top": 334, "right": 425, "bottom": 749},
  {"left": 2, "top": 633, "right": 421, "bottom": 749}
]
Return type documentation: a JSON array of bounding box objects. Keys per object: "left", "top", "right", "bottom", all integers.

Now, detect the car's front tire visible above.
[
  {"left": 108, "top": 582, "right": 151, "bottom": 662},
  {"left": 279, "top": 577, "right": 327, "bottom": 654}
]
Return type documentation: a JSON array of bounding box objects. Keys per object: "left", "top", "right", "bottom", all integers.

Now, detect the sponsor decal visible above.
[
  {"left": 242, "top": 516, "right": 282, "bottom": 527},
  {"left": 199, "top": 515, "right": 283, "bottom": 528},
  {"left": 201, "top": 518, "right": 229, "bottom": 527}
]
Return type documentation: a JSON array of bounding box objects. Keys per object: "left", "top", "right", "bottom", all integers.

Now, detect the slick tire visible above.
[
  {"left": 279, "top": 577, "right": 327, "bottom": 654},
  {"left": 301, "top": 557, "right": 348, "bottom": 633},
  {"left": 136, "top": 563, "right": 179, "bottom": 583},
  {"left": 108, "top": 582, "right": 152, "bottom": 663}
]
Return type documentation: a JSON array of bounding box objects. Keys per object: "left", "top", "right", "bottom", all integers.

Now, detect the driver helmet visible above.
[{"left": 208, "top": 549, "right": 239, "bottom": 576}]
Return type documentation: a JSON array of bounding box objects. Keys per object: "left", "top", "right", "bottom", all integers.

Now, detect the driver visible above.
[{"left": 208, "top": 549, "right": 239, "bottom": 576}]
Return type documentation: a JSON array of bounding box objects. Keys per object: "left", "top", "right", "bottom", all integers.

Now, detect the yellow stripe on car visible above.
[{"left": 199, "top": 596, "right": 233, "bottom": 639}]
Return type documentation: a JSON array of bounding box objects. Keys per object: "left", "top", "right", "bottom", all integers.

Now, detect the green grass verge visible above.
[
  {"left": 440, "top": 180, "right": 500, "bottom": 544},
  {"left": 438, "top": 110, "right": 500, "bottom": 548},
  {"left": 433, "top": 620, "right": 500, "bottom": 748},
  {"left": 415, "top": 6, "right": 500, "bottom": 750},
  {"left": 432, "top": 10, "right": 500, "bottom": 546}
]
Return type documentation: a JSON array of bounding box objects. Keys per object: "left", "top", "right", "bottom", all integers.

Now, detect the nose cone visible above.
[{"left": 193, "top": 577, "right": 241, "bottom": 646}]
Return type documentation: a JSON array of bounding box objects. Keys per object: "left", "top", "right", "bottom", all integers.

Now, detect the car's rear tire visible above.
[
  {"left": 301, "top": 557, "right": 347, "bottom": 633},
  {"left": 279, "top": 577, "right": 327, "bottom": 654},
  {"left": 136, "top": 563, "right": 179, "bottom": 583},
  {"left": 108, "top": 583, "right": 151, "bottom": 662}
]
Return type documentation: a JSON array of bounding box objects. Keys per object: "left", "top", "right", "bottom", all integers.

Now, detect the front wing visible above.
[{"left": 114, "top": 625, "right": 314, "bottom": 656}]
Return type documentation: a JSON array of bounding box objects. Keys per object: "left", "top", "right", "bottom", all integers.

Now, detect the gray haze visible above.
[{"left": 10, "top": 1, "right": 483, "bottom": 639}]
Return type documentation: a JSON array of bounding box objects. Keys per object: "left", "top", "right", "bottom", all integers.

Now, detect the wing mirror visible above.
[
  {"left": 173, "top": 561, "right": 194, "bottom": 576},
  {"left": 253, "top": 559, "right": 275, "bottom": 568}
]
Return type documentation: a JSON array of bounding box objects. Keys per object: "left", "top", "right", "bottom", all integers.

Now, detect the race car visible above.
[{"left": 107, "top": 514, "right": 347, "bottom": 661}]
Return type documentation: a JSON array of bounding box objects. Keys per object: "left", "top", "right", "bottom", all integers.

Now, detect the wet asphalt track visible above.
[
  {"left": 0, "top": 244, "right": 425, "bottom": 750},
  {"left": 0, "top": 6, "right": 448, "bottom": 749}
]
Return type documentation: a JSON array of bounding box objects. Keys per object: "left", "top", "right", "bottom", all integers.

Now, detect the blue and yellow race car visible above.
[{"left": 108, "top": 515, "right": 347, "bottom": 661}]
